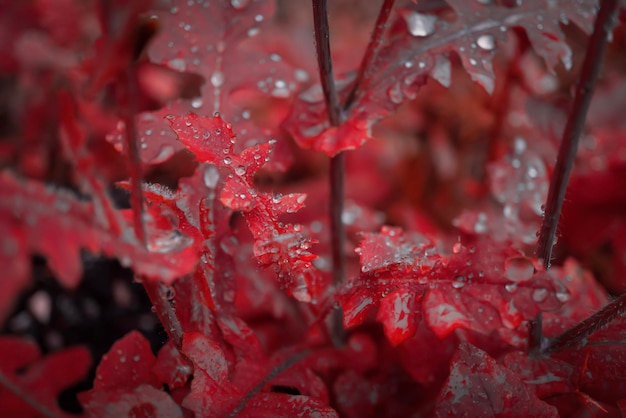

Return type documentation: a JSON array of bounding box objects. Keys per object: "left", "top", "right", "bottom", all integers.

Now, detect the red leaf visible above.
[
  {"left": 0, "top": 172, "right": 199, "bottom": 290},
  {"left": 93, "top": 331, "right": 159, "bottom": 391},
  {"left": 153, "top": 341, "right": 193, "bottom": 390},
  {"left": 169, "top": 113, "right": 327, "bottom": 303},
  {"left": 0, "top": 337, "right": 91, "bottom": 418},
  {"left": 109, "top": 0, "right": 304, "bottom": 165},
  {"left": 342, "top": 228, "right": 566, "bottom": 345},
  {"left": 81, "top": 385, "right": 184, "bottom": 418},
  {"left": 181, "top": 332, "right": 337, "bottom": 418},
  {"left": 284, "top": 0, "right": 598, "bottom": 156},
  {"left": 436, "top": 342, "right": 558, "bottom": 417}
]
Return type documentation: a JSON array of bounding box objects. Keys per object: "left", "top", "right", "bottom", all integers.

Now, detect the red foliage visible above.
[{"left": 1, "top": 0, "right": 626, "bottom": 417}]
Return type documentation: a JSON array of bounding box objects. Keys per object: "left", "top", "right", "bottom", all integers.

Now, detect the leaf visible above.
[
  {"left": 284, "top": 0, "right": 598, "bottom": 156},
  {"left": 181, "top": 332, "right": 337, "bottom": 418},
  {"left": 168, "top": 113, "right": 327, "bottom": 303},
  {"left": 0, "top": 172, "right": 199, "bottom": 297},
  {"left": 342, "top": 227, "right": 567, "bottom": 345},
  {"left": 436, "top": 342, "right": 558, "bottom": 417},
  {"left": 92, "top": 331, "right": 159, "bottom": 391},
  {"left": 153, "top": 341, "right": 193, "bottom": 390},
  {"left": 108, "top": 0, "right": 304, "bottom": 165},
  {"left": 0, "top": 336, "right": 91, "bottom": 418},
  {"left": 80, "top": 385, "right": 184, "bottom": 418}
]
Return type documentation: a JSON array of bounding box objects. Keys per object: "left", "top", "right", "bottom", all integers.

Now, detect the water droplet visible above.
[
  {"left": 474, "top": 212, "right": 488, "bottom": 234},
  {"left": 168, "top": 57, "right": 186, "bottom": 71},
  {"left": 247, "top": 28, "right": 260, "bottom": 37},
  {"left": 211, "top": 71, "right": 224, "bottom": 87},
  {"left": 505, "top": 283, "right": 518, "bottom": 293},
  {"left": 203, "top": 165, "right": 219, "bottom": 188},
  {"left": 230, "top": 0, "right": 249, "bottom": 9},
  {"left": 223, "top": 156, "right": 232, "bottom": 165},
  {"left": 405, "top": 12, "right": 437, "bottom": 37},
  {"left": 452, "top": 240, "right": 463, "bottom": 254},
  {"left": 532, "top": 288, "right": 548, "bottom": 303},
  {"left": 387, "top": 83, "right": 403, "bottom": 104},
  {"left": 556, "top": 291, "right": 569, "bottom": 302},
  {"left": 477, "top": 34, "right": 495, "bottom": 50},
  {"left": 505, "top": 257, "right": 535, "bottom": 282},
  {"left": 191, "top": 97, "right": 203, "bottom": 108},
  {"left": 235, "top": 166, "right": 246, "bottom": 176},
  {"left": 432, "top": 56, "right": 451, "bottom": 87}
]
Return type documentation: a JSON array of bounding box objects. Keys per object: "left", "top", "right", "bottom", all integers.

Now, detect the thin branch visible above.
[
  {"left": 344, "top": 0, "right": 396, "bottom": 111},
  {"left": 125, "top": 66, "right": 185, "bottom": 347},
  {"left": 311, "top": 0, "right": 346, "bottom": 346},
  {"left": 536, "top": 0, "right": 619, "bottom": 268},
  {"left": 312, "top": 0, "right": 343, "bottom": 127},
  {"left": 541, "top": 293, "right": 626, "bottom": 355},
  {"left": 0, "top": 369, "right": 61, "bottom": 418},
  {"left": 124, "top": 68, "right": 146, "bottom": 246},
  {"left": 227, "top": 348, "right": 313, "bottom": 417}
]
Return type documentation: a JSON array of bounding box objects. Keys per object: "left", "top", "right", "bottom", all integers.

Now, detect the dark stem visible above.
[
  {"left": 344, "top": 0, "right": 396, "bottom": 111},
  {"left": 124, "top": 68, "right": 146, "bottom": 245},
  {"left": 125, "top": 69, "right": 185, "bottom": 347},
  {"left": 228, "top": 348, "right": 313, "bottom": 417},
  {"left": 541, "top": 293, "right": 626, "bottom": 355},
  {"left": 311, "top": 0, "right": 346, "bottom": 346},
  {"left": 0, "top": 369, "right": 61, "bottom": 418},
  {"left": 312, "top": 0, "right": 343, "bottom": 126},
  {"left": 536, "top": 0, "right": 619, "bottom": 269}
]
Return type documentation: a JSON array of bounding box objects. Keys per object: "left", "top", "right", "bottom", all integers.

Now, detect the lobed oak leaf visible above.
[
  {"left": 0, "top": 336, "right": 91, "bottom": 418},
  {"left": 284, "top": 0, "right": 598, "bottom": 156},
  {"left": 436, "top": 342, "right": 558, "bottom": 417}
]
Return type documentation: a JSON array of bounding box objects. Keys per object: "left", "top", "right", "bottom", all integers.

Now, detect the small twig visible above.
[
  {"left": 227, "top": 348, "right": 313, "bottom": 417},
  {"left": 311, "top": 0, "right": 347, "bottom": 346},
  {"left": 536, "top": 0, "right": 619, "bottom": 268},
  {"left": 344, "top": 0, "right": 396, "bottom": 111},
  {"left": 541, "top": 293, "right": 626, "bottom": 355},
  {"left": 0, "top": 369, "right": 61, "bottom": 418},
  {"left": 124, "top": 68, "right": 146, "bottom": 246},
  {"left": 124, "top": 67, "right": 186, "bottom": 347}
]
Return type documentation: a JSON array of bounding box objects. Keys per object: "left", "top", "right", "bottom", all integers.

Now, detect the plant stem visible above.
[
  {"left": 311, "top": 0, "right": 346, "bottom": 346},
  {"left": 344, "top": 0, "right": 396, "bottom": 111},
  {"left": 125, "top": 68, "right": 185, "bottom": 347},
  {"left": 312, "top": 0, "right": 343, "bottom": 127},
  {"left": 541, "top": 293, "right": 626, "bottom": 354},
  {"left": 0, "top": 369, "right": 61, "bottom": 418},
  {"left": 536, "top": 0, "right": 619, "bottom": 269}
]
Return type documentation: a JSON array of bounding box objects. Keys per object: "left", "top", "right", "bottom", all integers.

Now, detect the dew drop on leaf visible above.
[
  {"left": 405, "top": 12, "right": 437, "bottom": 37},
  {"left": 505, "top": 283, "right": 518, "bottom": 293},
  {"left": 203, "top": 165, "right": 220, "bottom": 188},
  {"left": 504, "top": 257, "right": 535, "bottom": 282},
  {"left": 210, "top": 71, "right": 224, "bottom": 87},
  {"left": 230, "top": 0, "right": 249, "bottom": 10},
  {"left": 477, "top": 34, "right": 495, "bottom": 50},
  {"left": 191, "top": 97, "right": 203, "bottom": 109},
  {"left": 532, "top": 288, "right": 548, "bottom": 303}
]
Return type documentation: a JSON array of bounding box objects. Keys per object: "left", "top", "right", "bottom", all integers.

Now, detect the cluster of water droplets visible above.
[{"left": 488, "top": 137, "right": 549, "bottom": 243}]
